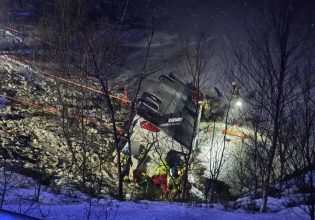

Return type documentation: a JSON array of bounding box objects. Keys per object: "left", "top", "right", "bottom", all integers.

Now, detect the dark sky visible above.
[
  {"left": 159, "top": 0, "right": 257, "bottom": 37},
  {"left": 154, "top": 0, "right": 315, "bottom": 41}
]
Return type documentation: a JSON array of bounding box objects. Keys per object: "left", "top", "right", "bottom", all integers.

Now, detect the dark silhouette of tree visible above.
[{"left": 223, "top": 0, "right": 314, "bottom": 211}]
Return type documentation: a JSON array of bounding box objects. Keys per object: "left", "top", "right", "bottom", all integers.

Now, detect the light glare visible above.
[{"left": 235, "top": 100, "right": 242, "bottom": 107}]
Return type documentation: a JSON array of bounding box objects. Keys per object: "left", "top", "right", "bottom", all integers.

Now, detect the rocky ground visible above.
[{"left": 0, "top": 50, "right": 129, "bottom": 196}]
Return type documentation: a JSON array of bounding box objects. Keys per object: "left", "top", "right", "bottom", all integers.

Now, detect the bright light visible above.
[{"left": 235, "top": 100, "right": 243, "bottom": 107}]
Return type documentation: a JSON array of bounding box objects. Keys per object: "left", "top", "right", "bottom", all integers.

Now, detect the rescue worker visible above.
[
  {"left": 202, "top": 98, "right": 211, "bottom": 121},
  {"left": 152, "top": 160, "right": 169, "bottom": 200},
  {"left": 168, "top": 162, "right": 186, "bottom": 200},
  {"left": 120, "top": 143, "right": 132, "bottom": 182}
]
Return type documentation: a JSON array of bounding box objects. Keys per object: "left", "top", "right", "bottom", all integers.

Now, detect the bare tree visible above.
[
  {"left": 286, "top": 58, "right": 315, "bottom": 220},
  {"left": 174, "top": 32, "right": 214, "bottom": 200},
  {"left": 0, "top": 148, "right": 17, "bottom": 208},
  {"left": 78, "top": 1, "right": 157, "bottom": 200},
  {"left": 35, "top": 0, "right": 160, "bottom": 200},
  {"left": 223, "top": 0, "right": 313, "bottom": 211}
]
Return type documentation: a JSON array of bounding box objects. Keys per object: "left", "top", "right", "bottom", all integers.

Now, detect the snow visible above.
[
  {"left": 2, "top": 198, "right": 309, "bottom": 220},
  {"left": 0, "top": 15, "right": 313, "bottom": 220},
  {"left": 235, "top": 196, "right": 293, "bottom": 213},
  {"left": 0, "top": 53, "right": 311, "bottom": 220},
  {"left": 0, "top": 179, "right": 310, "bottom": 220},
  {"left": 0, "top": 172, "right": 308, "bottom": 219}
]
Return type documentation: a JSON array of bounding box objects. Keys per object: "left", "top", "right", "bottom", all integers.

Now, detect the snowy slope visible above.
[
  {"left": 0, "top": 173, "right": 309, "bottom": 220},
  {"left": 3, "top": 196, "right": 309, "bottom": 220}
]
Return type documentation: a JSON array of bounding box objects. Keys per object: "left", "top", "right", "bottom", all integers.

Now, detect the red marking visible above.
[{"left": 140, "top": 121, "right": 160, "bottom": 132}]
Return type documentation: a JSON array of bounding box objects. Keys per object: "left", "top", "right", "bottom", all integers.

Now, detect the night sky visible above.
[{"left": 156, "top": 0, "right": 315, "bottom": 40}]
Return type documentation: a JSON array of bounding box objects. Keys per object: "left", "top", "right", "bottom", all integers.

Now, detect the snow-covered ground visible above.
[
  {"left": 0, "top": 171, "right": 309, "bottom": 220},
  {"left": 0, "top": 16, "right": 313, "bottom": 220},
  {"left": 0, "top": 172, "right": 310, "bottom": 220},
  {"left": 2, "top": 192, "right": 310, "bottom": 220},
  {"left": 0, "top": 46, "right": 311, "bottom": 220}
]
